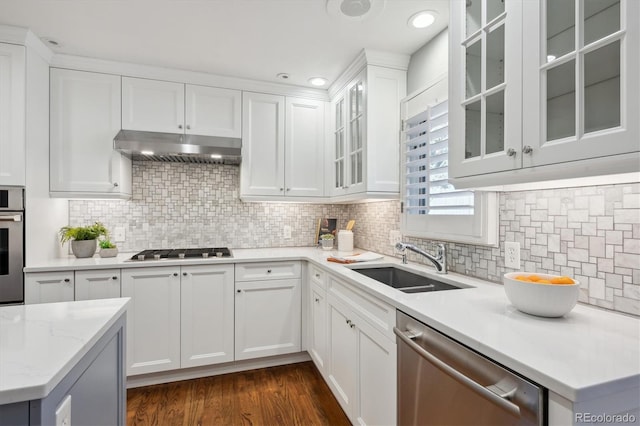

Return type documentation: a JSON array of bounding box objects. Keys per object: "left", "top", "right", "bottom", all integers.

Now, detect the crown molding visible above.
[
  {"left": 51, "top": 54, "right": 330, "bottom": 101},
  {"left": 328, "top": 48, "right": 410, "bottom": 98},
  {"left": 0, "top": 25, "right": 54, "bottom": 62}
]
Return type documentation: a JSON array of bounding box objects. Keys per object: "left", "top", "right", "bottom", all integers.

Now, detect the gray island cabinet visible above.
[{"left": 0, "top": 298, "right": 128, "bottom": 425}]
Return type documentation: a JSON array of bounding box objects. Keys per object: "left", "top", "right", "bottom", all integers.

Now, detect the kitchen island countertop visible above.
[
  {"left": 0, "top": 298, "right": 129, "bottom": 404},
  {"left": 22, "top": 247, "right": 640, "bottom": 405}
]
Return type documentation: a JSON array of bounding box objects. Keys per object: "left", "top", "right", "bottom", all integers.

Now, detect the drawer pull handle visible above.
[
  {"left": 112, "top": 276, "right": 118, "bottom": 280},
  {"left": 346, "top": 319, "right": 352, "bottom": 325},
  {"left": 315, "top": 298, "right": 320, "bottom": 302},
  {"left": 173, "top": 273, "right": 179, "bottom": 277},
  {"left": 350, "top": 323, "right": 355, "bottom": 329},
  {"left": 183, "top": 272, "right": 188, "bottom": 276},
  {"left": 237, "top": 289, "right": 242, "bottom": 293},
  {"left": 267, "top": 269, "right": 272, "bottom": 273},
  {"left": 64, "top": 278, "right": 70, "bottom": 283}
]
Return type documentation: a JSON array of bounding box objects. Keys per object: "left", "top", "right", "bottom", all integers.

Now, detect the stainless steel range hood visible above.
[{"left": 114, "top": 130, "right": 242, "bottom": 164}]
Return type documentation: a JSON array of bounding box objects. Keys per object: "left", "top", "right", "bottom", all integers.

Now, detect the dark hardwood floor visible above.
[{"left": 127, "top": 361, "right": 351, "bottom": 426}]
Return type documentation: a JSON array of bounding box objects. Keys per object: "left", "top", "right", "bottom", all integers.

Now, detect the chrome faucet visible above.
[{"left": 395, "top": 242, "right": 447, "bottom": 274}]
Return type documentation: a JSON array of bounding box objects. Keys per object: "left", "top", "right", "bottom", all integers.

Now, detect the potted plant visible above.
[
  {"left": 59, "top": 222, "right": 108, "bottom": 258},
  {"left": 98, "top": 239, "right": 118, "bottom": 258},
  {"left": 320, "top": 233, "right": 335, "bottom": 251}
]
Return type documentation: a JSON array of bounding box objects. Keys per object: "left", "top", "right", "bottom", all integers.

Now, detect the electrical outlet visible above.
[
  {"left": 505, "top": 242, "right": 521, "bottom": 269},
  {"left": 283, "top": 225, "right": 291, "bottom": 239},
  {"left": 113, "top": 227, "right": 126, "bottom": 242},
  {"left": 55, "top": 395, "right": 71, "bottom": 426}
]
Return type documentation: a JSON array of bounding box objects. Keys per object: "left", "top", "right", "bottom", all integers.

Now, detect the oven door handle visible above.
[
  {"left": 0, "top": 214, "right": 22, "bottom": 222},
  {"left": 394, "top": 327, "right": 521, "bottom": 417}
]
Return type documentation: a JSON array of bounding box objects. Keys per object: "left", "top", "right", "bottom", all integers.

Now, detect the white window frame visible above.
[{"left": 400, "top": 76, "right": 499, "bottom": 246}]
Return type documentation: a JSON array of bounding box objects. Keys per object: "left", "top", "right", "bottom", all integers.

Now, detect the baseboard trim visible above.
[{"left": 126, "top": 352, "right": 312, "bottom": 388}]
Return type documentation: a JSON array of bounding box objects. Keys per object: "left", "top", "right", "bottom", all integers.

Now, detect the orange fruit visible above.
[
  {"left": 537, "top": 279, "right": 551, "bottom": 284},
  {"left": 550, "top": 276, "right": 575, "bottom": 285},
  {"left": 515, "top": 275, "right": 530, "bottom": 281},
  {"left": 527, "top": 275, "right": 542, "bottom": 282}
]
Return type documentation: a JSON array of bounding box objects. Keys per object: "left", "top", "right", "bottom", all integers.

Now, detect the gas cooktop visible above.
[{"left": 130, "top": 247, "right": 232, "bottom": 261}]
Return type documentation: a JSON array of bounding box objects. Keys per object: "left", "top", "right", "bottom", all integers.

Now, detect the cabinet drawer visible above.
[
  {"left": 235, "top": 261, "right": 301, "bottom": 281},
  {"left": 327, "top": 275, "right": 395, "bottom": 339},
  {"left": 309, "top": 265, "right": 326, "bottom": 289}
]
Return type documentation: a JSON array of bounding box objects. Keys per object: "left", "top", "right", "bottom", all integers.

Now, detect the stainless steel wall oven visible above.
[{"left": 0, "top": 187, "right": 24, "bottom": 305}]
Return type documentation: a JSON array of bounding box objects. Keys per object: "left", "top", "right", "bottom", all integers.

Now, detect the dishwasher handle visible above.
[{"left": 394, "top": 327, "right": 521, "bottom": 418}]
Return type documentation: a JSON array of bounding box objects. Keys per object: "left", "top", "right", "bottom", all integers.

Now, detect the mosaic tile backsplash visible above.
[{"left": 70, "top": 162, "right": 639, "bottom": 316}]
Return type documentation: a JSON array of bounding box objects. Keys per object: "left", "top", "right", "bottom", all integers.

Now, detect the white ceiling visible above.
[{"left": 0, "top": 0, "right": 449, "bottom": 89}]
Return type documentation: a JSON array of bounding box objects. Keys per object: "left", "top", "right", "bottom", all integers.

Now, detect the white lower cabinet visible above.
[
  {"left": 25, "top": 271, "right": 74, "bottom": 304},
  {"left": 325, "top": 277, "right": 397, "bottom": 426},
  {"left": 234, "top": 262, "right": 302, "bottom": 361},
  {"left": 180, "top": 264, "right": 234, "bottom": 368},
  {"left": 74, "top": 269, "right": 121, "bottom": 300},
  {"left": 121, "top": 266, "right": 181, "bottom": 376}
]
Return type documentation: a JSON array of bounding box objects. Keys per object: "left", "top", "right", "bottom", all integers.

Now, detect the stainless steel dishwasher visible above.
[{"left": 394, "top": 311, "right": 545, "bottom": 426}]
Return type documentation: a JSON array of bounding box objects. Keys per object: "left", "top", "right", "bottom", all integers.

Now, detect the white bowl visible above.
[{"left": 503, "top": 272, "right": 580, "bottom": 318}]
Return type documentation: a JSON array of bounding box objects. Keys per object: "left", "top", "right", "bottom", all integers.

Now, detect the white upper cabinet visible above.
[
  {"left": 186, "top": 85, "right": 241, "bottom": 138},
  {"left": 449, "top": 0, "right": 523, "bottom": 178},
  {"left": 122, "top": 76, "right": 242, "bottom": 138},
  {"left": 329, "top": 60, "right": 407, "bottom": 200},
  {"left": 449, "top": 0, "right": 639, "bottom": 187},
  {"left": 521, "top": 0, "right": 639, "bottom": 167},
  {"left": 122, "top": 77, "right": 185, "bottom": 134},
  {"left": 50, "top": 68, "right": 132, "bottom": 198},
  {"left": 0, "top": 43, "right": 25, "bottom": 186},
  {"left": 285, "top": 97, "right": 326, "bottom": 197},
  {"left": 241, "top": 92, "right": 285, "bottom": 196},
  {"left": 241, "top": 92, "right": 326, "bottom": 199}
]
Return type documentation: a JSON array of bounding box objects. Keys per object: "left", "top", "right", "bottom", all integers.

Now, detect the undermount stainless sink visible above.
[{"left": 349, "top": 265, "right": 469, "bottom": 293}]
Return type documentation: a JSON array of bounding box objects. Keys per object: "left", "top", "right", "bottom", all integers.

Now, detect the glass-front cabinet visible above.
[
  {"left": 522, "top": 0, "right": 638, "bottom": 168},
  {"left": 450, "top": 0, "right": 639, "bottom": 184},
  {"left": 449, "top": 0, "right": 523, "bottom": 178}
]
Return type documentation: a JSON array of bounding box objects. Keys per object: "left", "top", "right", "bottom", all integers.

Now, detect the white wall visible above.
[
  {"left": 25, "top": 47, "right": 68, "bottom": 264},
  {"left": 407, "top": 28, "right": 449, "bottom": 94}
]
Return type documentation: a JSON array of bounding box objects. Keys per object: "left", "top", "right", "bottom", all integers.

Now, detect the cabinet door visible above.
[
  {"left": 121, "top": 267, "right": 180, "bottom": 375},
  {"left": 240, "top": 92, "right": 285, "bottom": 196},
  {"left": 122, "top": 77, "right": 184, "bottom": 134},
  {"left": 329, "top": 94, "right": 348, "bottom": 196},
  {"left": 50, "top": 68, "right": 131, "bottom": 197},
  {"left": 25, "top": 271, "right": 74, "bottom": 304},
  {"left": 285, "top": 97, "right": 326, "bottom": 197},
  {"left": 522, "top": 0, "right": 639, "bottom": 167},
  {"left": 181, "top": 264, "right": 234, "bottom": 368},
  {"left": 0, "top": 43, "right": 25, "bottom": 186},
  {"left": 354, "top": 315, "right": 396, "bottom": 426},
  {"left": 75, "top": 269, "right": 121, "bottom": 300},
  {"left": 449, "top": 0, "right": 523, "bottom": 178},
  {"left": 235, "top": 278, "right": 301, "bottom": 360},
  {"left": 326, "top": 296, "right": 358, "bottom": 418},
  {"left": 185, "top": 85, "right": 241, "bottom": 138},
  {"left": 308, "top": 282, "right": 327, "bottom": 373},
  {"left": 345, "top": 73, "right": 366, "bottom": 194}
]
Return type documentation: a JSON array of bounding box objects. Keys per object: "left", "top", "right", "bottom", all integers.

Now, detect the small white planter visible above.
[
  {"left": 71, "top": 239, "right": 97, "bottom": 258},
  {"left": 99, "top": 248, "right": 119, "bottom": 258},
  {"left": 320, "top": 239, "right": 334, "bottom": 251}
]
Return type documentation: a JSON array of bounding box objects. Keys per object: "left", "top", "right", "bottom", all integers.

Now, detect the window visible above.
[{"left": 401, "top": 77, "right": 498, "bottom": 246}]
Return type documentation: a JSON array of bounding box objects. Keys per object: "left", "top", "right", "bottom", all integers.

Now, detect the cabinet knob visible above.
[
  {"left": 237, "top": 289, "right": 242, "bottom": 293},
  {"left": 346, "top": 319, "right": 352, "bottom": 325},
  {"left": 113, "top": 182, "right": 119, "bottom": 187},
  {"left": 112, "top": 276, "right": 118, "bottom": 280},
  {"left": 173, "top": 272, "right": 179, "bottom": 277},
  {"left": 506, "top": 148, "right": 517, "bottom": 157},
  {"left": 183, "top": 272, "right": 188, "bottom": 276},
  {"left": 186, "top": 125, "right": 191, "bottom": 130},
  {"left": 178, "top": 124, "right": 183, "bottom": 129},
  {"left": 267, "top": 269, "right": 272, "bottom": 273},
  {"left": 315, "top": 273, "right": 320, "bottom": 278},
  {"left": 280, "top": 188, "right": 284, "bottom": 191},
  {"left": 286, "top": 188, "right": 290, "bottom": 191},
  {"left": 350, "top": 323, "right": 355, "bottom": 329},
  {"left": 522, "top": 145, "right": 533, "bottom": 155},
  {"left": 64, "top": 278, "right": 70, "bottom": 283},
  {"left": 314, "top": 297, "right": 320, "bottom": 303}
]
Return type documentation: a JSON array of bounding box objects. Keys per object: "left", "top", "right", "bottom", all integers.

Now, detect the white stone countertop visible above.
[
  {"left": 0, "top": 298, "right": 129, "bottom": 404},
  {"left": 22, "top": 247, "right": 640, "bottom": 404}
]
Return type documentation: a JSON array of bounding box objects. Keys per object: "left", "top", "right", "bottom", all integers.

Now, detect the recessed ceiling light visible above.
[
  {"left": 409, "top": 11, "right": 437, "bottom": 29},
  {"left": 276, "top": 73, "right": 290, "bottom": 81},
  {"left": 210, "top": 154, "right": 222, "bottom": 159},
  {"left": 309, "top": 77, "right": 327, "bottom": 87},
  {"left": 141, "top": 150, "right": 154, "bottom": 156}
]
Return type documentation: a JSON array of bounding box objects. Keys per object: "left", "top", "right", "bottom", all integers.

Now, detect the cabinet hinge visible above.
[{"left": 400, "top": 202, "right": 404, "bottom": 213}]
